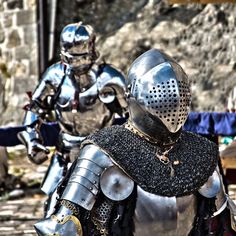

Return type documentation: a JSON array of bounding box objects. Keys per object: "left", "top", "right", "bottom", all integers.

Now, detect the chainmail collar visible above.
[
  {"left": 125, "top": 120, "right": 180, "bottom": 147},
  {"left": 84, "top": 125, "right": 219, "bottom": 197}
]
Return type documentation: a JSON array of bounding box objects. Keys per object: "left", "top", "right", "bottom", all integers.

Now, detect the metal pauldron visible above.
[
  {"left": 31, "top": 63, "right": 65, "bottom": 114},
  {"left": 97, "top": 64, "right": 127, "bottom": 108},
  {"left": 199, "top": 168, "right": 228, "bottom": 215},
  {"left": 61, "top": 144, "right": 114, "bottom": 210}
]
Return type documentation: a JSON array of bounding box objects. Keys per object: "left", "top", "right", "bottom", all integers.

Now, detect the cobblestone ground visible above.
[
  {"left": 0, "top": 146, "right": 48, "bottom": 236},
  {"left": 0, "top": 195, "right": 46, "bottom": 236}
]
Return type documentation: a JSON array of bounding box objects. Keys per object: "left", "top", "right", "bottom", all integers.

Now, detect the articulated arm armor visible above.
[
  {"left": 17, "top": 111, "right": 50, "bottom": 164},
  {"left": 35, "top": 144, "right": 134, "bottom": 236},
  {"left": 18, "top": 63, "right": 65, "bottom": 164}
]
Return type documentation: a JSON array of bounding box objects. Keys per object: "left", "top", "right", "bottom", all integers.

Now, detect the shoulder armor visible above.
[
  {"left": 100, "top": 165, "right": 134, "bottom": 201},
  {"left": 199, "top": 167, "right": 228, "bottom": 216},
  {"left": 61, "top": 144, "right": 113, "bottom": 210},
  {"left": 97, "top": 64, "right": 127, "bottom": 108},
  {"left": 31, "top": 62, "right": 66, "bottom": 113},
  {"left": 97, "top": 64, "right": 125, "bottom": 91},
  {"left": 198, "top": 170, "right": 221, "bottom": 198}
]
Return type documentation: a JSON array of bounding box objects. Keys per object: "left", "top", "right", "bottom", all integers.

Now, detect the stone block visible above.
[
  {"left": 24, "top": 25, "right": 37, "bottom": 44},
  {"left": 15, "top": 46, "right": 30, "bottom": 60},
  {"left": 0, "top": 30, "right": 5, "bottom": 43},
  {"left": 6, "top": 29, "right": 21, "bottom": 48},
  {"left": 29, "top": 59, "right": 38, "bottom": 76},
  {"left": 25, "top": 0, "right": 37, "bottom": 10},
  {"left": 0, "top": 2, "right": 3, "bottom": 11},
  {"left": 7, "top": 0, "right": 23, "bottom": 10},
  {"left": 16, "top": 9, "right": 36, "bottom": 26},
  {"left": 3, "top": 12, "right": 13, "bottom": 28}
]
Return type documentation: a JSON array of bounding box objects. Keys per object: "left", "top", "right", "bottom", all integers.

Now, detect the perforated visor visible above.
[{"left": 132, "top": 62, "right": 191, "bottom": 133}]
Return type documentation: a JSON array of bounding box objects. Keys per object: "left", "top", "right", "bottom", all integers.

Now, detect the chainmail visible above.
[
  {"left": 60, "top": 199, "right": 80, "bottom": 216},
  {"left": 83, "top": 125, "right": 219, "bottom": 197},
  {"left": 91, "top": 199, "right": 114, "bottom": 236}
]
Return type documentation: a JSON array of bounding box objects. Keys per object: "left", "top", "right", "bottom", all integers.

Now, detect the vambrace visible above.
[
  {"left": 41, "top": 152, "right": 66, "bottom": 195},
  {"left": 18, "top": 113, "right": 49, "bottom": 164},
  {"left": 34, "top": 204, "right": 82, "bottom": 236}
]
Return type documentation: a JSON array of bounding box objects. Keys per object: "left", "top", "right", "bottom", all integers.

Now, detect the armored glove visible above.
[
  {"left": 18, "top": 127, "right": 49, "bottom": 164},
  {"left": 34, "top": 204, "right": 82, "bottom": 236}
]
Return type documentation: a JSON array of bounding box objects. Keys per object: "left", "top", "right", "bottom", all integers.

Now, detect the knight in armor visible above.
[
  {"left": 34, "top": 48, "right": 236, "bottom": 236},
  {"left": 17, "top": 22, "right": 127, "bottom": 216}
]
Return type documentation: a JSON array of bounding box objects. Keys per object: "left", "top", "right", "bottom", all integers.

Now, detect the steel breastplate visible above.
[
  {"left": 134, "top": 186, "right": 197, "bottom": 236},
  {"left": 55, "top": 74, "right": 112, "bottom": 136}
]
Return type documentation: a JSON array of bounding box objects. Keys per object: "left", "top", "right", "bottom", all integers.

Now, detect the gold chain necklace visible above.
[{"left": 125, "top": 121, "right": 180, "bottom": 177}]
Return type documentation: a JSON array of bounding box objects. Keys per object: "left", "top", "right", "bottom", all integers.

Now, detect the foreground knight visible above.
[
  {"left": 17, "top": 22, "right": 127, "bottom": 216},
  {"left": 34, "top": 49, "right": 236, "bottom": 235}
]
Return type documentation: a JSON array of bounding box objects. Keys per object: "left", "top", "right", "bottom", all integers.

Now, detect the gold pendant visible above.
[{"left": 173, "top": 160, "right": 180, "bottom": 165}]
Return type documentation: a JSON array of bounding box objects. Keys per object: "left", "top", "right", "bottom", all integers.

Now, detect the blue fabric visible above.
[
  {"left": 183, "top": 112, "right": 236, "bottom": 136},
  {"left": 0, "top": 123, "right": 60, "bottom": 147},
  {"left": 1, "top": 112, "right": 236, "bottom": 147}
]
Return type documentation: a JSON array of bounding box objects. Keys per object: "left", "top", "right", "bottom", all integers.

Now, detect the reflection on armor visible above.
[
  {"left": 199, "top": 169, "right": 221, "bottom": 198},
  {"left": 126, "top": 49, "right": 191, "bottom": 146},
  {"left": 62, "top": 144, "right": 113, "bottom": 210},
  {"left": 33, "top": 49, "right": 236, "bottom": 235},
  {"left": 18, "top": 23, "right": 127, "bottom": 219},
  {"left": 41, "top": 152, "right": 65, "bottom": 195},
  {"left": 100, "top": 166, "right": 134, "bottom": 201},
  {"left": 35, "top": 205, "right": 81, "bottom": 236},
  {"left": 134, "top": 186, "right": 197, "bottom": 236},
  {"left": 60, "top": 22, "right": 98, "bottom": 73}
]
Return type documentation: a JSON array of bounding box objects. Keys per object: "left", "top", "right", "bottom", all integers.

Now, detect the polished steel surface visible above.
[
  {"left": 62, "top": 144, "right": 113, "bottom": 210},
  {"left": 34, "top": 205, "right": 79, "bottom": 236},
  {"left": 17, "top": 127, "right": 49, "bottom": 164},
  {"left": 41, "top": 152, "right": 64, "bottom": 195},
  {"left": 97, "top": 64, "right": 127, "bottom": 108},
  {"left": 134, "top": 186, "right": 197, "bottom": 236},
  {"left": 100, "top": 166, "right": 134, "bottom": 201},
  {"left": 60, "top": 22, "right": 97, "bottom": 73},
  {"left": 22, "top": 111, "right": 38, "bottom": 126},
  {"left": 198, "top": 167, "right": 229, "bottom": 216},
  {"left": 199, "top": 170, "right": 221, "bottom": 198},
  {"left": 32, "top": 62, "right": 125, "bottom": 137},
  {"left": 44, "top": 188, "right": 59, "bottom": 218},
  {"left": 58, "top": 132, "right": 86, "bottom": 151},
  {"left": 127, "top": 48, "right": 191, "bottom": 134},
  {"left": 55, "top": 70, "right": 113, "bottom": 136}
]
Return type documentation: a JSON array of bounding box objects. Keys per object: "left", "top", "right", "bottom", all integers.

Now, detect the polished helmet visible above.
[
  {"left": 60, "top": 22, "right": 98, "bottom": 73},
  {"left": 127, "top": 49, "right": 191, "bottom": 143}
]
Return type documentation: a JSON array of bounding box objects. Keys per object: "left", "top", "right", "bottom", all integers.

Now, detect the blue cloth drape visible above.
[{"left": 1, "top": 112, "right": 236, "bottom": 147}]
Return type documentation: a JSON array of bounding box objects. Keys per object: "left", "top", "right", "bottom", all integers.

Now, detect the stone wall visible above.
[
  {"left": 0, "top": 0, "right": 38, "bottom": 126},
  {"left": 56, "top": 0, "right": 236, "bottom": 112},
  {"left": 0, "top": 0, "right": 236, "bottom": 126}
]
